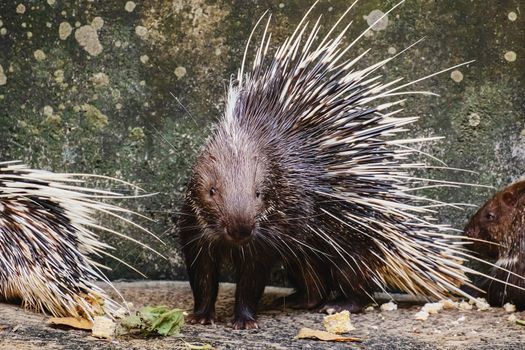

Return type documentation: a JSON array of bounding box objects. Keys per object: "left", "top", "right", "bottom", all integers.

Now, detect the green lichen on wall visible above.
[{"left": 0, "top": 0, "right": 523, "bottom": 280}]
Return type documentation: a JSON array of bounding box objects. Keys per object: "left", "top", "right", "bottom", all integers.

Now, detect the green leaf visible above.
[{"left": 120, "top": 305, "right": 184, "bottom": 337}]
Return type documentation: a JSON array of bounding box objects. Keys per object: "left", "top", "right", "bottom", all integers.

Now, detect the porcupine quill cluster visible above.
[
  {"left": 178, "top": 0, "right": 524, "bottom": 329},
  {"left": 0, "top": 160, "right": 160, "bottom": 318}
]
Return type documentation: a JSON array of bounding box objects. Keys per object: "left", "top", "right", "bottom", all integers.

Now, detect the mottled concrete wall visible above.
[{"left": 0, "top": 0, "right": 523, "bottom": 281}]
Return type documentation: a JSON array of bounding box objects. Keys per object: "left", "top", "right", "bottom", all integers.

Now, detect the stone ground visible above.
[{"left": 1, "top": 281, "right": 525, "bottom": 349}]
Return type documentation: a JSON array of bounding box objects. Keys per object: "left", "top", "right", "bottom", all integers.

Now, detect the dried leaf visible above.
[
  {"left": 181, "top": 341, "right": 213, "bottom": 349},
  {"left": 47, "top": 317, "right": 93, "bottom": 330},
  {"left": 295, "top": 327, "right": 362, "bottom": 342}
]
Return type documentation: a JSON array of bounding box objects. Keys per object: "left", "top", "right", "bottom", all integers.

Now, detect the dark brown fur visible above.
[{"left": 464, "top": 180, "right": 525, "bottom": 309}]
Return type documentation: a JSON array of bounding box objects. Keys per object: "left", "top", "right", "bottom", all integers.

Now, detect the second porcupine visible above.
[
  {"left": 177, "top": 3, "right": 494, "bottom": 329},
  {"left": 464, "top": 180, "right": 525, "bottom": 309},
  {"left": 0, "top": 161, "right": 161, "bottom": 318}
]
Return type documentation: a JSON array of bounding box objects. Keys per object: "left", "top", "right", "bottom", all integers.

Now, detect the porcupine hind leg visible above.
[
  {"left": 273, "top": 256, "right": 330, "bottom": 309},
  {"left": 319, "top": 260, "right": 373, "bottom": 313},
  {"left": 179, "top": 209, "right": 220, "bottom": 325},
  {"left": 231, "top": 248, "right": 276, "bottom": 329},
  {"left": 319, "top": 294, "right": 371, "bottom": 313}
]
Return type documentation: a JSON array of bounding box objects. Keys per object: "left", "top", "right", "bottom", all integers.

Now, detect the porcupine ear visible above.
[{"left": 502, "top": 180, "right": 525, "bottom": 207}]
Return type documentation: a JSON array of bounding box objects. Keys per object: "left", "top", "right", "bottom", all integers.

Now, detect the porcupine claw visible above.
[
  {"left": 186, "top": 312, "right": 215, "bottom": 325},
  {"left": 231, "top": 318, "right": 259, "bottom": 330},
  {"left": 318, "top": 295, "right": 370, "bottom": 314}
]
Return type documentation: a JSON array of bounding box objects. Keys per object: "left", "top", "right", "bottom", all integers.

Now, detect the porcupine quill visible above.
[{"left": 0, "top": 160, "right": 164, "bottom": 319}]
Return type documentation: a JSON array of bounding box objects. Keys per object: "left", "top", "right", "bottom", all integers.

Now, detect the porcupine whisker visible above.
[
  {"left": 271, "top": 231, "right": 328, "bottom": 256},
  {"left": 263, "top": 213, "right": 326, "bottom": 223},
  {"left": 180, "top": 232, "right": 208, "bottom": 250}
]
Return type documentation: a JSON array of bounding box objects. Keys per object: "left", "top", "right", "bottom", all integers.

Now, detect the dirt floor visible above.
[{"left": 1, "top": 281, "right": 525, "bottom": 349}]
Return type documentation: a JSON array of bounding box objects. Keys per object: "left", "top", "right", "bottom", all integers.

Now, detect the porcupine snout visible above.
[
  {"left": 222, "top": 199, "right": 256, "bottom": 243},
  {"left": 224, "top": 218, "right": 254, "bottom": 244}
]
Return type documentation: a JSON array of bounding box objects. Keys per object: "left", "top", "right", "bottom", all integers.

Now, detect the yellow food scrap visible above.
[
  {"left": 92, "top": 316, "right": 116, "bottom": 339},
  {"left": 322, "top": 310, "right": 355, "bottom": 334}
]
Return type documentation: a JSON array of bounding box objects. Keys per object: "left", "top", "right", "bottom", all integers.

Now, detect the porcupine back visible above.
[{"left": 0, "top": 161, "right": 161, "bottom": 318}]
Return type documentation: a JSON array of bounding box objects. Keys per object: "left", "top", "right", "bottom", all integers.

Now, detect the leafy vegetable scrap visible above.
[{"left": 121, "top": 305, "right": 185, "bottom": 336}]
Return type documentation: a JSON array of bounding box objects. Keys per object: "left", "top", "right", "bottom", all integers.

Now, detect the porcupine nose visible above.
[{"left": 225, "top": 221, "right": 254, "bottom": 243}]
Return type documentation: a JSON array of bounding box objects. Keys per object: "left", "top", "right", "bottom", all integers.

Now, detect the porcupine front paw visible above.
[
  {"left": 319, "top": 295, "right": 369, "bottom": 314},
  {"left": 231, "top": 316, "right": 259, "bottom": 330},
  {"left": 186, "top": 311, "right": 215, "bottom": 325},
  {"left": 231, "top": 306, "right": 260, "bottom": 329}
]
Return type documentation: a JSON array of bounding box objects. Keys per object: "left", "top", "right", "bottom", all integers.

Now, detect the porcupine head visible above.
[
  {"left": 464, "top": 180, "right": 525, "bottom": 308},
  {"left": 189, "top": 119, "right": 271, "bottom": 245}
]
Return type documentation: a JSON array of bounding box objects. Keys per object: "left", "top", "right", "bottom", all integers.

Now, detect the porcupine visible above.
[
  {"left": 465, "top": 180, "right": 525, "bottom": 309},
  {"left": 177, "top": 1, "right": 505, "bottom": 329},
  {"left": 0, "top": 160, "right": 161, "bottom": 319}
]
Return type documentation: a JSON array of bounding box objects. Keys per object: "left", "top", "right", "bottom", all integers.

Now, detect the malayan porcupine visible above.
[
  {"left": 465, "top": 180, "right": 525, "bottom": 309},
  {"left": 0, "top": 160, "right": 161, "bottom": 318},
  {"left": 177, "top": 1, "right": 515, "bottom": 329}
]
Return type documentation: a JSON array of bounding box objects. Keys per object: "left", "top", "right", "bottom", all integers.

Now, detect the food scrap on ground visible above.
[
  {"left": 473, "top": 298, "right": 491, "bottom": 311},
  {"left": 380, "top": 301, "right": 397, "bottom": 312},
  {"left": 414, "top": 310, "right": 429, "bottom": 321},
  {"left": 120, "top": 305, "right": 184, "bottom": 336},
  {"left": 504, "top": 303, "right": 516, "bottom": 313},
  {"left": 92, "top": 316, "right": 117, "bottom": 339},
  {"left": 421, "top": 302, "right": 444, "bottom": 314},
  {"left": 458, "top": 301, "right": 473, "bottom": 310},
  {"left": 323, "top": 310, "right": 355, "bottom": 333}
]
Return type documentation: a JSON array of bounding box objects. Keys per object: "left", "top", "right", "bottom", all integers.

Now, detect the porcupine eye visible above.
[
  {"left": 209, "top": 187, "right": 217, "bottom": 197},
  {"left": 255, "top": 190, "right": 261, "bottom": 199},
  {"left": 485, "top": 211, "right": 496, "bottom": 222}
]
